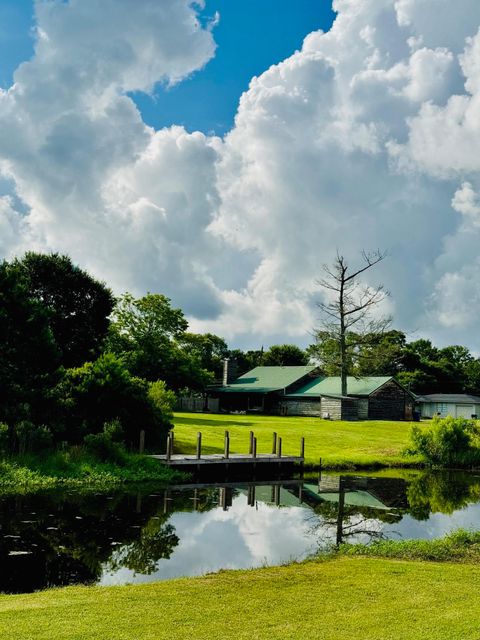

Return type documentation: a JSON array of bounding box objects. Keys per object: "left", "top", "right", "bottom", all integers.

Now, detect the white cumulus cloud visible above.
[{"left": 2, "top": 0, "right": 480, "bottom": 348}]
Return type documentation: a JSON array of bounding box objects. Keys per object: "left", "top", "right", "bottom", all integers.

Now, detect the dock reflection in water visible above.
[{"left": 2, "top": 470, "right": 480, "bottom": 594}]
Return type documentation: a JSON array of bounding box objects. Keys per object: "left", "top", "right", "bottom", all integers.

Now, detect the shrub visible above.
[
  {"left": 84, "top": 420, "right": 126, "bottom": 463},
  {"left": 0, "top": 422, "right": 9, "bottom": 453},
  {"left": 57, "top": 353, "right": 172, "bottom": 450},
  {"left": 408, "top": 416, "right": 480, "bottom": 467},
  {"left": 14, "top": 420, "right": 53, "bottom": 454},
  {"left": 148, "top": 380, "right": 176, "bottom": 423}
]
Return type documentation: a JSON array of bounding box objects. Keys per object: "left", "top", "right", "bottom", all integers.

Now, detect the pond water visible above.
[{"left": 2, "top": 470, "right": 480, "bottom": 593}]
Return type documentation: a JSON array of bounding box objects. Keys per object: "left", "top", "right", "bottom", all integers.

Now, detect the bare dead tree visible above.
[{"left": 316, "top": 250, "right": 390, "bottom": 396}]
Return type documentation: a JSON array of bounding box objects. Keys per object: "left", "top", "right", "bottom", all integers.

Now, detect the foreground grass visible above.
[
  {"left": 173, "top": 412, "right": 421, "bottom": 468},
  {"left": 2, "top": 551, "right": 480, "bottom": 640},
  {"left": 0, "top": 449, "right": 179, "bottom": 494}
]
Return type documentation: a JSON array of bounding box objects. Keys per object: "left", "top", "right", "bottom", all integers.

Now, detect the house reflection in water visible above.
[{"left": 162, "top": 474, "right": 410, "bottom": 547}]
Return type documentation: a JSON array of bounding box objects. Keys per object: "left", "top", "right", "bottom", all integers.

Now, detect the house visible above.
[
  {"left": 416, "top": 394, "right": 480, "bottom": 419},
  {"left": 209, "top": 364, "right": 414, "bottom": 420},
  {"left": 209, "top": 365, "right": 319, "bottom": 413},
  {"left": 279, "top": 376, "right": 414, "bottom": 420}
]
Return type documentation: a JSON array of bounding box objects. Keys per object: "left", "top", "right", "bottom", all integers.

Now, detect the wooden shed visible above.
[{"left": 279, "top": 376, "right": 414, "bottom": 421}]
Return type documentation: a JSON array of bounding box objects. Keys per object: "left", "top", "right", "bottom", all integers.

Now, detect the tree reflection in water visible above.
[
  {"left": 0, "top": 489, "right": 182, "bottom": 593},
  {"left": 3, "top": 471, "right": 480, "bottom": 594}
]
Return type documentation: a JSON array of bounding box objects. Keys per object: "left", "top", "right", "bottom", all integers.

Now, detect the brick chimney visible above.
[{"left": 222, "top": 358, "right": 238, "bottom": 385}]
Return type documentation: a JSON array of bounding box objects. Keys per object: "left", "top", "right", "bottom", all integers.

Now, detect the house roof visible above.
[
  {"left": 213, "top": 366, "right": 317, "bottom": 394},
  {"left": 417, "top": 393, "right": 480, "bottom": 404},
  {"left": 286, "top": 376, "right": 393, "bottom": 398}
]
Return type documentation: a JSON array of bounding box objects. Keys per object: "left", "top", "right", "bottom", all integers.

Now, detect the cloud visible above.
[
  {"left": 208, "top": 0, "right": 480, "bottom": 346},
  {"left": 2, "top": 1, "right": 480, "bottom": 348},
  {"left": 0, "top": 0, "right": 224, "bottom": 319}
]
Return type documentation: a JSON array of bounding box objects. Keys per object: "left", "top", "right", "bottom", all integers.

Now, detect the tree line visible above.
[{"left": 1, "top": 252, "right": 479, "bottom": 455}]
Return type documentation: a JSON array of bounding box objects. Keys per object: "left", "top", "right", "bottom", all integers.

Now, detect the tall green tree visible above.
[
  {"left": 178, "top": 333, "right": 229, "bottom": 380},
  {"left": 10, "top": 252, "right": 114, "bottom": 367},
  {"left": 262, "top": 344, "right": 308, "bottom": 366},
  {"left": 0, "top": 261, "right": 60, "bottom": 426},
  {"left": 107, "top": 293, "right": 211, "bottom": 391}
]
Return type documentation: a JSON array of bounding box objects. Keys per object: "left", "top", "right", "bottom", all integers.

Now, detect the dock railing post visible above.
[
  {"left": 139, "top": 429, "right": 145, "bottom": 454},
  {"left": 272, "top": 432, "right": 277, "bottom": 455},
  {"left": 196, "top": 432, "right": 202, "bottom": 460},
  {"left": 277, "top": 437, "right": 282, "bottom": 458},
  {"left": 253, "top": 436, "right": 257, "bottom": 459},
  {"left": 224, "top": 430, "right": 230, "bottom": 459},
  {"left": 170, "top": 431, "right": 174, "bottom": 454},
  {"left": 300, "top": 437, "right": 305, "bottom": 477},
  {"left": 166, "top": 434, "right": 172, "bottom": 461},
  {"left": 249, "top": 431, "right": 254, "bottom": 455}
]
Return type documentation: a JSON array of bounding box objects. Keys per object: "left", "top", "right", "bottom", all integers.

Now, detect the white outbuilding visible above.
[{"left": 417, "top": 394, "right": 480, "bottom": 419}]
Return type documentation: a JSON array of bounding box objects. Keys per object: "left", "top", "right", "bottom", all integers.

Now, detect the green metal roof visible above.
[
  {"left": 287, "top": 376, "right": 393, "bottom": 398},
  {"left": 214, "top": 366, "right": 317, "bottom": 394},
  {"left": 317, "top": 490, "right": 390, "bottom": 510}
]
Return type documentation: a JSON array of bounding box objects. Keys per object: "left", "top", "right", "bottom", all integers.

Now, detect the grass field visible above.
[
  {"left": 2, "top": 554, "right": 480, "bottom": 640},
  {"left": 173, "top": 412, "right": 422, "bottom": 468}
]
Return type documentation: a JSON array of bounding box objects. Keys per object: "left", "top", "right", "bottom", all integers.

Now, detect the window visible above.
[{"left": 435, "top": 403, "right": 449, "bottom": 415}]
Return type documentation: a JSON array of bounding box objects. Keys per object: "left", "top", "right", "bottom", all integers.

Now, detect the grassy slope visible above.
[
  {"left": 2, "top": 556, "right": 480, "bottom": 640},
  {"left": 173, "top": 412, "right": 421, "bottom": 468},
  {"left": 0, "top": 450, "right": 179, "bottom": 494}
]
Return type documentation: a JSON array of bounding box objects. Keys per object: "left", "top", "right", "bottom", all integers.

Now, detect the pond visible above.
[{"left": 2, "top": 469, "right": 480, "bottom": 594}]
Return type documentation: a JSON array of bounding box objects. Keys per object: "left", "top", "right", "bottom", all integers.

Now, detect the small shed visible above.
[
  {"left": 417, "top": 394, "right": 480, "bottom": 419},
  {"left": 280, "top": 376, "right": 414, "bottom": 420}
]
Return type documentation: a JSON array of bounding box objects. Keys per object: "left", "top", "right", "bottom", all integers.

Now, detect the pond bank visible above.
[
  {"left": 2, "top": 532, "right": 480, "bottom": 640},
  {"left": 0, "top": 451, "right": 181, "bottom": 494}
]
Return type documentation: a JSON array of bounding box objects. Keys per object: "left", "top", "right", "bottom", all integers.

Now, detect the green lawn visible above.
[
  {"left": 2, "top": 556, "right": 480, "bottom": 640},
  {"left": 173, "top": 412, "right": 421, "bottom": 468}
]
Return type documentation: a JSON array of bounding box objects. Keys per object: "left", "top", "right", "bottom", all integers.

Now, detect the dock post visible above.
[
  {"left": 249, "top": 431, "right": 254, "bottom": 455},
  {"left": 300, "top": 437, "right": 305, "bottom": 476},
  {"left": 252, "top": 437, "right": 257, "bottom": 459},
  {"left": 170, "top": 431, "right": 174, "bottom": 454},
  {"left": 196, "top": 432, "right": 202, "bottom": 460},
  {"left": 274, "top": 484, "right": 280, "bottom": 506},
  {"left": 277, "top": 437, "right": 282, "bottom": 458},
  {"left": 139, "top": 429, "right": 145, "bottom": 454},
  {"left": 163, "top": 489, "right": 169, "bottom": 514},
  {"left": 224, "top": 430, "right": 230, "bottom": 459},
  {"left": 166, "top": 434, "right": 172, "bottom": 461},
  {"left": 272, "top": 432, "right": 277, "bottom": 455}
]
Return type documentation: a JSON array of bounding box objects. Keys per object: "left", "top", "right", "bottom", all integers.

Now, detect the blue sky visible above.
[{"left": 0, "top": 0, "right": 335, "bottom": 135}]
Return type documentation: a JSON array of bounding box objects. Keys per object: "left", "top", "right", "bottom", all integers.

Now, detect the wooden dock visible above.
[
  {"left": 150, "top": 430, "right": 305, "bottom": 475},
  {"left": 151, "top": 452, "right": 303, "bottom": 466}
]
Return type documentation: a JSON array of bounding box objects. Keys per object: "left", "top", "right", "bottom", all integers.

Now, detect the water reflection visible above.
[{"left": 3, "top": 471, "right": 480, "bottom": 594}]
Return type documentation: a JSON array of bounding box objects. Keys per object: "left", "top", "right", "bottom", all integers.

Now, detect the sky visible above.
[{"left": 1, "top": 0, "right": 480, "bottom": 351}]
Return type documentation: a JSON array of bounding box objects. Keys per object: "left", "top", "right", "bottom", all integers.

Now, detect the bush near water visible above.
[{"left": 408, "top": 416, "right": 480, "bottom": 467}]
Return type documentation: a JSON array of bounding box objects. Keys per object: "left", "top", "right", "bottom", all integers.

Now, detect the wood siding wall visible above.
[
  {"left": 368, "top": 380, "right": 407, "bottom": 420},
  {"left": 357, "top": 399, "right": 369, "bottom": 420},
  {"left": 279, "top": 399, "right": 321, "bottom": 417},
  {"left": 177, "top": 397, "right": 219, "bottom": 412},
  {"left": 339, "top": 397, "right": 359, "bottom": 421}
]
